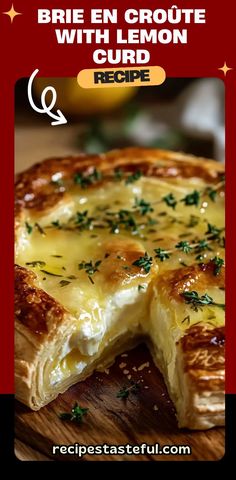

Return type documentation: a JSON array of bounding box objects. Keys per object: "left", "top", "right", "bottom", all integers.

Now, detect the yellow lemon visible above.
[{"left": 33, "top": 78, "right": 138, "bottom": 116}]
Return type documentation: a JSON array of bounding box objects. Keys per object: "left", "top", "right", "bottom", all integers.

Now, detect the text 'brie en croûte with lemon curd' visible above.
[{"left": 15, "top": 148, "right": 225, "bottom": 429}]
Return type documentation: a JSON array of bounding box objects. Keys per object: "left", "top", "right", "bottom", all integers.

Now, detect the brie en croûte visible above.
[{"left": 15, "top": 148, "right": 225, "bottom": 429}]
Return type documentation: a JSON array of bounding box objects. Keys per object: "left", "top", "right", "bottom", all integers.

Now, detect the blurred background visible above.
[{"left": 15, "top": 77, "right": 225, "bottom": 174}]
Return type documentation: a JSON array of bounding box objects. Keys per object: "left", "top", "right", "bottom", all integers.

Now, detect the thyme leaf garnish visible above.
[
  {"left": 59, "top": 403, "right": 89, "bottom": 423},
  {"left": 116, "top": 382, "right": 140, "bottom": 399},
  {"left": 154, "top": 248, "right": 171, "bottom": 262},
  {"left": 35, "top": 223, "right": 46, "bottom": 236},
  {"left": 205, "top": 187, "right": 217, "bottom": 202},
  {"left": 114, "top": 168, "right": 124, "bottom": 181},
  {"left": 74, "top": 168, "right": 102, "bottom": 188},
  {"left": 78, "top": 259, "right": 102, "bottom": 283},
  {"left": 175, "top": 241, "right": 192, "bottom": 254},
  {"left": 212, "top": 256, "right": 224, "bottom": 276},
  {"left": 163, "top": 193, "right": 177, "bottom": 210},
  {"left": 125, "top": 170, "right": 142, "bottom": 184},
  {"left": 181, "top": 291, "right": 225, "bottom": 312},
  {"left": 26, "top": 261, "right": 46, "bottom": 268},
  {"left": 40, "top": 270, "right": 63, "bottom": 277},
  {"left": 134, "top": 197, "right": 154, "bottom": 215},
  {"left": 25, "top": 221, "right": 33, "bottom": 234},
  {"left": 132, "top": 252, "right": 153, "bottom": 273},
  {"left": 51, "top": 220, "right": 61, "bottom": 228},
  {"left": 75, "top": 210, "right": 94, "bottom": 230},
  {"left": 59, "top": 280, "right": 71, "bottom": 287},
  {"left": 187, "top": 215, "right": 199, "bottom": 228},
  {"left": 205, "top": 223, "right": 224, "bottom": 240},
  {"left": 181, "top": 190, "right": 200, "bottom": 207}
]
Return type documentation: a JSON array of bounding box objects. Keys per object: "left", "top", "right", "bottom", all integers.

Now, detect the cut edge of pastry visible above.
[
  {"left": 14, "top": 148, "right": 225, "bottom": 430},
  {"left": 15, "top": 265, "right": 225, "bottom": 429}
]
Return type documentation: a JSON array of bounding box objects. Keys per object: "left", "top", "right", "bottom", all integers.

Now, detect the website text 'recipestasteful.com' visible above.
[{"left": 52, "top": 442, "right": 192, "bottom": 458}]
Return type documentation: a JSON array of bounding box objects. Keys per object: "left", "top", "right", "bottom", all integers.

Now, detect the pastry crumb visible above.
[
  {"left": 153, "top": 404, "right": 159, "bottom": 411},
  {"left": 138, "top": 362, "right": 150, "bottom": 371},
  {"left": 144, "top": 385, "right": 149, "bottom": 389},
  {"left": 132, "top": 366, "right": 137, "bottom": 372},
  {"left": 123, "top": 369, "right": 129, "bottom": 375},
  {"left": 104, "top": 368, "right": 110, "bottom": 374},
  {"left": 121, "top": 353, "right": 128, "bottom": 358},
  {"left": 119, "top": 362, "right": 127, "bottom": 369},
  {"left": 127, "top": 374, "right": 131, "bottom": 380}
]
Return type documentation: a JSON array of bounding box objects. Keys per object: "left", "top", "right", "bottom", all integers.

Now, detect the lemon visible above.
[{"left": 33, "top": 78, "right": 137, "bottom": 116}]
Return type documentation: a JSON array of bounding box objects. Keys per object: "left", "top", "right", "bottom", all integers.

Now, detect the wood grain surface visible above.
[
  {"left": 15, "top": 344, "right": 225, "bottom": 462},
  {"left": 14, "top": 439, "right": 52, "bottom": 461}
]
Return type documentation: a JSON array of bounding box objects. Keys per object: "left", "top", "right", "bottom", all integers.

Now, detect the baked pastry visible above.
[{"left": 15, "top": 148, "right": 225, "bottom": 429}]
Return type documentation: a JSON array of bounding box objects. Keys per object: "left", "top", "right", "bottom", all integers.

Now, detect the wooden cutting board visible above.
[{"left": 15, "top": 344, "right": 224, "bottom": 462}]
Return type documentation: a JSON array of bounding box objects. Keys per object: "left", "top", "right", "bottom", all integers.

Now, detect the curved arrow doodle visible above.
[{"left": 27, "top": 69, "right": 67, "bottom": 126}]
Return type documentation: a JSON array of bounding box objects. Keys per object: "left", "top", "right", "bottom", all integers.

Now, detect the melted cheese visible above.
[{"left": 16, "top": 175, "right": 225, "bottom": 385}]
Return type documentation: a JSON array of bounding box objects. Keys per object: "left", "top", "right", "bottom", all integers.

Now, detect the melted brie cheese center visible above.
[{"left": 16, "top": 176, "right": 225, "bottom": 386}]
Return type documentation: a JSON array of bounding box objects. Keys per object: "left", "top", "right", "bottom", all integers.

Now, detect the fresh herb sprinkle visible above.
[
  {"left": 154, "top": 248, "right": 171, "bottom": 262},
  {"left": 181, "top": 291, "right": 225, "bottom": 311},
  {"left": 116, "top": 382, "right": 140, "bottom": 399},
  {"left": 132, "top": 253, "right": 153, "bottom": 273},
  {"left": 59, "top": 403, "right": 89, "bottom": 423}
]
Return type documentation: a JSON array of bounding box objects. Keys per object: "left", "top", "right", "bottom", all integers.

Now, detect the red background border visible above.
[{"left": 0, "top": 0, "right": 235, "bottom": 394}]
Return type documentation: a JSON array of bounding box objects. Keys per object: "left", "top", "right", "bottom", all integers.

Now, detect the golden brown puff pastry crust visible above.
[
  {"left": 15, "top": 148, "right": 223, "bottom": 216},
  {"left": 15, "top": 148, "right": 225, "bottom": 428}
]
